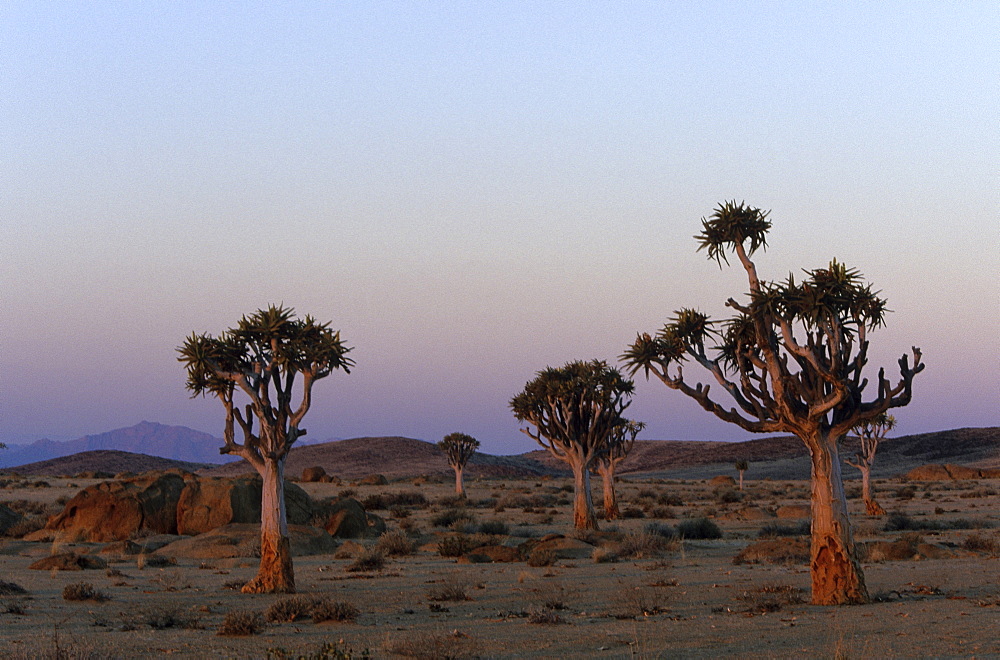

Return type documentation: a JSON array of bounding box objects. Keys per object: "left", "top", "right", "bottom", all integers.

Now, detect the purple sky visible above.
[{"left": 2, "top": 3, "right": 998, "bottom": 455}]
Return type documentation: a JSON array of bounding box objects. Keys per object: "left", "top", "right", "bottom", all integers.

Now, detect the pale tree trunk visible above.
[
  {"left": 595, "top": 462, "right": 619, "bottom": 520},
  {"left": 571, "top": 457, "right": 598, "bottom": 530},
  {"left": 808, "top": 433, "right": 868, "bottom": 605},
  {"left": 738, "top": 471, "right": 745, "bottom": 491},
  {"left": 454, "top": 465, "right": 465, "bottom": 498},
  {"left": 242, "top": 457, "right": 295, "bottom": 594},
  {"left": 859, "top": 465, "right": 885, "bottom": 516}
]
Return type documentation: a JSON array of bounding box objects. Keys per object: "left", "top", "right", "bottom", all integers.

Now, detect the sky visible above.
[{"left": 2, "top": 2, "right": 998, "bottom": 455}]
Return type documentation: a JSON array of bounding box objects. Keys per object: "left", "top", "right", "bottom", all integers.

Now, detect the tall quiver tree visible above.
[
  {"left": 622, "top": 202, "right": 924, "bottom": 605},
  {"left": 845, "top": 413, "right": 896, "bottom": 516},
  {"left": 594, "top": 420, "right": 644, "bottom": 520},
  {"left": 438, "top": 432, "right": 479, "bottom": 498},
  {"left": 178, "top": 305, "right": 353, "bottom": 594},
  {"left": 511, "top": 360, "right": 634, "bottom": 530},
  {"left": 734, "top": 459, "right": 749, "bottom": 491}
]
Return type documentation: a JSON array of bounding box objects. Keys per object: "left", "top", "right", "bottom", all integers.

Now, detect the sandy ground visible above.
[{"left": 1, "top": 475, "right": 999, "bottom": 659}]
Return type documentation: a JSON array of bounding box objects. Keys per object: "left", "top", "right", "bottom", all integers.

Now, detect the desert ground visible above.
[{"left": 1, "top": 471, "right": 999, "bottom": 659}]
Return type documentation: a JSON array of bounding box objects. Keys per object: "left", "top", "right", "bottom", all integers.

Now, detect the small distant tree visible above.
[
  {"left": 845, "top": 413, "right": 896, "bottom": 516},
  {"left": 734, "top": 459, "right": 749, "bottom": 491},
  {"left": 438, "top": 432, "right": 479, "bottom": 498},
  {"left": 622, "top": 202, "right": 923, "bottom": 605},
  {"left": 510, "top": 360, "right": 634, "bottom": 530},
  {"left": 594, "top": 420, "right": 644, "bottom": 520},
  {"left": 177, "top": 305, "right": 353, "bottom": 594}
]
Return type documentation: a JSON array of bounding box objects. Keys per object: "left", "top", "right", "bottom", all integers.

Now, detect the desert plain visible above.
[{"left": 1, "top": 454, "right": 1000, "bottom": 659}]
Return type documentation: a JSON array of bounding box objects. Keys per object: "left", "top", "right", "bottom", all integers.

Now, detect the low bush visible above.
[
  {"left": 218, "top": 610, "right": 265, "bottom": 636},
  {"left": 62, "top": 582, "right": 109, "bottom": 602},
  {"left": 311, "top": 599, "right": 359, "bottom": 623},
  {"left": 266, "top": 596, "right": 320, "bottom": 623},
  {"left": 346, "top": 548, "right": 386, "bottom": 572},
  {"left": 140, "top": 606, "right": 203, "bottom": 630},
  {"left": 526, "top": 548, "right": 557, "bottom": 567},
  {"left": 430, "top": 508, "right": 477, "bottom": 529},
  {"left": 0, "top": 580, "right": 27, "bottom": 596},
  {"left": 757, "top": 522, "right": 810, "bottom": 538},
  {"left": 426, "top": 583, "right": 471, "bottom": 602},
  {"left": 616, "top": 531, "right": 674, "bottom": 559},
  {"left": 677, "top": 517, "right": 723, "bottom": 540},
  {"left": 375, "top": 529, "right": 415, "bottom": 557},
  {"left": 477, "top": 519, "right": 509, "bottom": 536},
  {"left": 437, "top": 534, "right": 476, "bottom": 558}
]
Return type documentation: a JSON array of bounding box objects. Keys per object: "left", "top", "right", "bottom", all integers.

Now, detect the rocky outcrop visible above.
[
  {"left": 42, "top": 472, "right": 315, "bottom": 542},
  {"left": 905, "top": 464, "right": 1000, "bottom": 481},
  {"left": 44, "top": 472, "right": 188, "bottom": 542},
  {"left": 322, "top": 498, "right": 383, "bottom": 538},
  {"left": 301, "top": 466, "right": 328, "bottom": 482},
  {"left": 176, "top": 477, "right": 312, "bottom": 535},
  {"left": 0, "top": 504, "right": 23, "bottom": 536},
  {"left": 152, "top": 523, "right": 336, "bottom": 559}
]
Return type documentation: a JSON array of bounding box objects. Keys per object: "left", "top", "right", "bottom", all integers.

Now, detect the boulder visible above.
[
  {"left": 176, "top": 477, "right": 313, "bottom": 536},
  {"left": 323, "top": 498, "right": 368, "bottom": 538},
  {"left": 710, "top": 475, "right": 737, "bottom": 487},
  {"left": 470, "top": 544, "right": 520, "bottom": 563},
  {"left": 301, "top": 466, "right": 328, "bottom": 483},
  {"left": 0, "top": 504, "right": 23, "bottom": 536},
  {"left": 520, "top": 534, "right": 595, "bottom": 560},
  {"left": 44, "top": 472, "right": 188, "bottom": 542},
  {"left": 29, "top": 552, "right": 107, "bottom": 571},
  {"left": 358, "top": 474, "right": 388, "bottom": 486}
]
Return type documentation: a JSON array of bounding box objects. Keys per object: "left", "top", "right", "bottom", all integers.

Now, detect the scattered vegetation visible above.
[
  {"left": 374, "top": 529, "right": 415, "bottom": 557},
  {"left": 677, "top": 517, "right": 723, "bottom": 540},
  {"left": 217, "top": 609, "right": 266, "bottom": 636},
  {"left": 346, "top": 548, "right": 386, "bottom": 572},
  {"left": 62, "top": 582, "right": 109, "bottom": 602}
]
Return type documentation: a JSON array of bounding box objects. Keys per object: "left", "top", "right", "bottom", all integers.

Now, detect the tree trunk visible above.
[
  {"left": 596, "top": 463, "right": 619, "bottom": 520},
  {"left": 454, "top": 465, "right": 465, "bottom": 498},
  {"left": 860, "top": 467, "right": 885, "bottom": 516},
  {"left": 738, "top": 471, "right": 745, "bottom": 491},
  {"left": 808, "top": 433, "right": 868, "bottom": 605},
  {"left": 242, "top": 457, "right": 295, "bottom": 594},
  {"left": 571, "top": 459, "right": 598, "bottom": 530}
]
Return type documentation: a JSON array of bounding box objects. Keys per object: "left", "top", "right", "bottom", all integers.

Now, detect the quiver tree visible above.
[
  {"left": 594, "top": 420, "right": 644, "bottom": 520},
  {"left": 734, "top": 459, "right": 749, "bottom": 491},
  {"left": 845, "top": 413, "right": 896, "bottom": 516},
  {"left": 622, "top": 201, "right": 924, "bottom": 605},
  {"left": 510, "top": 360, "right": 634, "bottom": 530},
  {"left": 438, "top": 432, "right": 479, "bottom": 498},
  {"left": 177, "top": 305, "right": 353, "bottom": 594}
]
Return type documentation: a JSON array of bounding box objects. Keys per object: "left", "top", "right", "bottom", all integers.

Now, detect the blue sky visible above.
[{"left": 2, "top": 2, "right": 997, "bottom": 454}]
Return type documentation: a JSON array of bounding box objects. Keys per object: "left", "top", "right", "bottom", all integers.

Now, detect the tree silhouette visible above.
[
  {"left": 845, "top": 413, "right": 897, "bottom": 516},
  {"left": 438, "top": 432, "right": 479, "bottom": 498},
  {"left": 511, "top": 360, "right": 634, "bottom": 530},
  {"left": 177, "top": 305, "right": 353, "bottom": 593},
  {"left": 594, "top": 420, "right": 644, "bottom": 520},
  {"left": 622, "top": 201, "right": 923, "bottom": 605}
]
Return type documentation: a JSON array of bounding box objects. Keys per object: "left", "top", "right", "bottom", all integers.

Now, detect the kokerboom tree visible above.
[
  {"left": 734, "top": 459, "right": 749, "bottom": 491},
  {"left": 622, "top": 202, "right": 923, "bottom": 605},
  {"left": 845, "top": 413, "right": 896, "bottom": 516},
  {"left": 511, "top": 360, "right": 634, "bottom": 530},
  {"left": 438, "top": 432, "right": 479, "bottom": 498},
  {"left": 177, "top": 305, "right": 353, "bottom": 594},
  {"left": 594, "top": 420, "right": 644, "bottom": 520}
]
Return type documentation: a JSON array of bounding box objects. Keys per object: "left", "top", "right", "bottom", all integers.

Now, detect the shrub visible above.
[
  {"left": 361, "top": 494, "right": 387, "bottom": 510},
  {"left": 895, "top": 486, "right": 916, "bottom": 500},
  {"left": 346, "top": 548, "right": 385, "bottom": 572},
  {"left": 621, "top": 506, "right": 646, "bottom": 519},
  {"left": 385, "top": 491, "right": 428, "bottom": 507},
  {"left": 438, "top": 534, "right": 476, "bottom": 558},
  {"left": 4, "top": 516, "right": 45, "bottom": 538},
  {"left": 526, "top": 608, "right": 563, "bottom": 624},
  {"left": 616, "top": 531, "right": 673, "bottom": 559},
  {"left": 677, "top": 517, "right": 723, "bottom": 540},
  {"left": 477, "top": 519, "right": 509, "bottom": 536},
  {"left": 266, "top": 596, "right": 320, "bottom": 623},
  {"left": 427, "top": 584, "right": 471, "bottom": 602},
  {"left": 715, "top": 489, "right": 743, "bottom": 504},
  {"left": 431, "top": 508, "right": 477, "bottom": 529},
  {"left": 218, "top": 609, "right": 265, "bottom": 636},
  {"left": 658, "top": 493, "right": 684, "bottom": 506},
  {"left": 757, "top": 522, "right": 810, "bottom": 538},
  {"left": 375, "top": 529, "right": 415, "bottom": 557},
  {"left": 0, "top": 580, "right": 27, "bottom": 596},
  {"left": 526, "top": 548, "right": 556, "bottom": 567},
  {"left": 311, "top": 599, "right": 359, "bottom": 623},
  {"left": 592, "top": 546, "right": 619, "bottom": 563},
  {"left": 140, "top": 606, "right": 203, "bottom": 630},
  {"left": 645, "top": 522, "right": 677, "bottom": 539},
  {"left": 648, "top": 506, "right": 676, "bottom": 519},
  {"left": 62, "top": 582, "right": 109, "bottom": 602}
]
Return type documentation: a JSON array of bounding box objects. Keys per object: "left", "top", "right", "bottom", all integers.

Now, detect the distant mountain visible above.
[
  {"left": 0, "top": 421, "right": 239, "bottom": 468},
  {"left": 5, "top": 450, "right": 213, "bottom": 477}
]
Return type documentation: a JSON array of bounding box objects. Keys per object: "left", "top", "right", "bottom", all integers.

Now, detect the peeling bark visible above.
[
  {"left": 808, "top": 435, "right": 868, "bottom": 605},
  {"left": 454, "top": 465, "right": 465, "bottom": 498},
  {"left": 596, "top": 463, "right": 619, "bottom": 520},
  {"left": 572, "top": 459, "right": 598, "bottom": 530},
  {"left": 241, "top": 458, "right": 295, "bottom": 594}
]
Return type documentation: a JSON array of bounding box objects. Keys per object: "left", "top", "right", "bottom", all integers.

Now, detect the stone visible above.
[
  {"left": 153, "top": 523, "right": 336, "bottom": 559},
  {"left": 301, "top": 466, "right": 328, "bottom": 483},
  {"left": 29, "top": 552, "right": 107, "bottom": 571},
  {"left": 357, "top": 474, "right": 388, "bottom": 486},
  {"left": 176, "top": 477, "right": 313, "bottom": 536},
  {"left": 0, "top": 504, "right": 23, "bottom": 536},
  {"left": 470, "top": 544, "right": 520, "bottom": 563},
  {"left": 323, "top": 498, "right": 368, "bottom": 538},
  {"left": 710, "top": 475, "right": 737, "bottom": 486}
]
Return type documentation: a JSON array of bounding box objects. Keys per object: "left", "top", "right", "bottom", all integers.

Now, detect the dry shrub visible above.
[
  {"left": 346, "top": 548, "right": 385, "bottom": 572},
  {"left": 610, "top": 584, "right": 667, "bottom": 618},
  {"left": 385, "top": 631, "right": 479, "bottom": 659},
  {"left": 526, "top": 547, "right": 556, "bottom": 567},
  {"left": 266, "top": 595, "right": 321, "bottom": 623},
  {"left": 963, "top": 533, "right": 999, "bottom": 554},
  {"left": 526, "top": 608, "right": 564, "bottom": 624},
  {"left": 218, "top": 609, "right": 265, "bottom": 636},
  {"left": 734, "top": 584, "right": 806, "bottom": 614},
  {"left": 426, "top": 583, "right": 470, "bottom": 602},
  {"left": 62, "top": 582, "right": 109, "bottom": 602},
  {"left": 733, "top": 538, "right": 809, "bottom": 565},
  {"left": 648, "top": 506, "right": 676, "bottom": 519},
  {"left": 757, "top": 522, "right": 810, "bottom": 538},
  {"left": 5, "top": 516, "right": 46, "bottom": 538},
  {"left": 0, "top": 580, "right": 27, "bottom": 596},
  {"left": 592, "top": 546, "right": 619, "bottom": 563},
  {"left": 139, "top": 605, "right": 203, "bottom": 630},
  {"left": 616, "top": 531, "right": 675, "bottom": 559},
  {"left": 437, "top": 534, "right": 476, "bottom": 558},
  {"left": 677, "top": 517, "right": 723, "bottom": 540},
  {"left": 311, "top": 599, "right": 359, "bottom": 623},
  {"left": 374, "top": 529, "right": 415, "bottom": 557}
]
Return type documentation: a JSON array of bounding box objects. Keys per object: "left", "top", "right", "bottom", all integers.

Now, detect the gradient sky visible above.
[{"left": 2, "top": 2, "right": 998, "bottom": 455}]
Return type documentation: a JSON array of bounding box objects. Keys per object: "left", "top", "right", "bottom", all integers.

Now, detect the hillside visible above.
[
  {"left": 201, "top": 436, "right": 557, "bottom": 480},
  {"left": 3, "top": 450, "right": 213, "bottom": 477}
]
